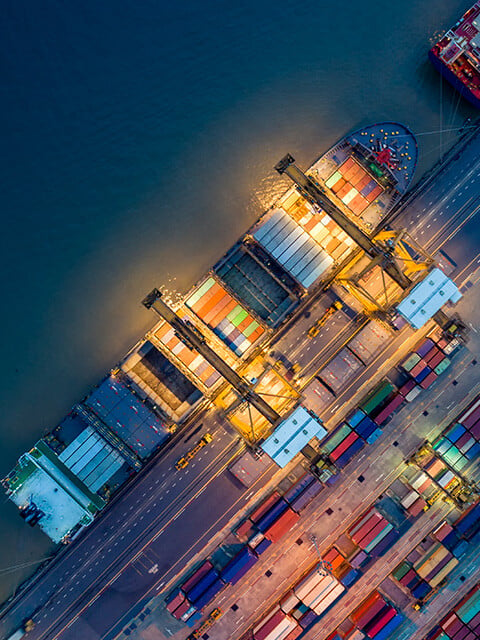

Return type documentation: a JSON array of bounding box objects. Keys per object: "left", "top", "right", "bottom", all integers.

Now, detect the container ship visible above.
[
  {"left": 429, "top": 2, "right": 480, "bottom": 108},
  {"left": 2, "top": 122, "right": 418, "bottom": 545}
]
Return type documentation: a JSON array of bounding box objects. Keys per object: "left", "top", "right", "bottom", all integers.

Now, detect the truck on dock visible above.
[
  {"left": 175, "top": 433, "right": 213, "bottom": 470},
  {"left": 308, "top": 301, "right": 343, "bottom": 338}
]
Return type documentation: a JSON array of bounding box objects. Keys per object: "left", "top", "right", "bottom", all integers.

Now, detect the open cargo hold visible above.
[
  {"left": 221, "top": 546, "right": 258, "bottom": 585},
  {"left": 185, "top": 276, "right": 265, "bottom": 356},
  {"left": 264, "top": 507, "right": 300, "bottom": 542},
  {"left": 319, "top": 348, "right": 364, "bottom": 394}
]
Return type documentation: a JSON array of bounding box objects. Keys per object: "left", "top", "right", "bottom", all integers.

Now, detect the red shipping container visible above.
[
  {"left": 254, "top": 610, "right": 286, "bottom": 640},
  {"left": 366, "top": 184, "right": 383, "bottom": 203},
  {"left": 283, "top": 627, "right": 303, "bottom": 640},
  {"left": 461, "top": 404, "right": 480, "bottom": 429},
  {"left": 250, "top": 492, "right": 282, "bottom": 523},
  {"left": 469, "top": 420, "right": 480, "bottom": 439},
  {"left": 375, "top": 394, "right": 404, "bottom": 425},
  {"left": 408, "top": 497, "right": 427, "bottom": 517},
  {"left": 410, "top": 359, "right": 428, "bottom": 377},
  {"left": 355, "top": 599, "right": 387, "bottom": 630},
  {"left": 351, "top": 514, "right": 383, "bottom": 544},
  {"left": 399, "top": 568, "right": 417, "bottom": 587},
  {"left": 171, "top": 599, "right": 191, "bottom": 620},
  {"left": 433, "top": 521, "right": 453, "bottom": 541},
  {"left": 452, "top": 627, "right": 470, "bottom": 640},
  {"left": 426, "top": 346, "right": 441, "bottom": 363},
  {"left": 264, "top": 508, "right": 300, "bottom": 542},
  {"left": 366, "top": 606, "right": 396, "bottom": 638},
  {"left": 181, "top": 560, "right": 213, "bottom": 593},
  {"left": 351, "top": 591, "right": 383, "bottom": 624},
  {"left": 399, "top": 379, "right": 416, "bottom": 396},
  {"left": 166, "top": 591, "right": 185, "bottom": 614},
  {"left": 358, "top": 519, "right": 389, "bottom": 548},
  {"left": 236, "top": 519, "right": 255, "bottom": 538},
  {"left": 330, "top": 432, "right": 358, "bottom": 461},
  {"left": 442, "top": 613, "right": 463, "bottom": 635},
  {"left": 420, "top": 371, "right": 438, "bottom": 389},
  {"left": 428, "top": 351, "right": 446, "bottom": 370},
  {"left": 349, "top": 508, "right": 376, "bottom": 536}
]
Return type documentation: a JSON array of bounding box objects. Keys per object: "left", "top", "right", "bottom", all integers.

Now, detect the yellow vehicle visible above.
[
  {"left": 175, "top": 433, "right": 213, "bottom": 470},
  {"left": 190, "top": 608, "right": 222, "bottom": 639},
  {"left": 308, "top": 300, "right": 343, "bottom": 338}
]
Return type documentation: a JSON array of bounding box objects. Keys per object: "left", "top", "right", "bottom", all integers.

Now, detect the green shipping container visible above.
[
  {"left": 392, "top": 561, "right": 411, "bottom": 581},
  {"left": 401, "top": 353, "right": 421, "bottom": 372},
  {"left": 434, "top": 358, "right": 451, "bottom": 375},
  {"left": 457, "top": 589, "right": 480, "bottom": 623},
  {"left": 360, "top": 381, "right": 395, "bottom": 416},
  {"left": 322, "top": 424, "right": 351, "bottom": 454}
]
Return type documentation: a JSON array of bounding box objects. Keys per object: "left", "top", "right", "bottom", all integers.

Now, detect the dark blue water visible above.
[{"left": 0, "top": 0, "right": 475, "bottom": 601}]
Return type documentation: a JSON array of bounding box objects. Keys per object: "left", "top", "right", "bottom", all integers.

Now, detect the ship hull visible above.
[{"left": 429, "top": 49, "right": 480, "bottom": 109}]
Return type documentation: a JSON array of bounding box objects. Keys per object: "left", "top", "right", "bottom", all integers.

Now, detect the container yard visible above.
[{"left": 424, "top": 583, "right": 480, "bottom": 639}]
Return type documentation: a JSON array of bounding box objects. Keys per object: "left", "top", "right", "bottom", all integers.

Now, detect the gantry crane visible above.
[
  {"left": 142, "top": 289, "right": 281, "bottom": 425},
  {"left": 275, "top": 154, "right": 417, "bottom": 290}
]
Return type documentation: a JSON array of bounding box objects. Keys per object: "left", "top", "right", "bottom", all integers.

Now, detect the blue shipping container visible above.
[
  {"left": 221, "top": 547, "right": 257, "bottom": 584},
  {"left": 186, "top": 611, "right": 203, "bottom": 628},
  {"left": 256, "top": 538, "right": 272, "bottom": 555},
  {"left": 370, "top": 529, "right": 399, "bottom": 557},
  {"left": 445, "top": 423, "right": 465, "bottom": 443},
  {"left": 341, "top": 568, "right": 360, "bottom": 587},
  {"left": 346, "top": 409, "right": 366, "bottom": 428},
  {"left": 355, "top": 416, "right": 377, "bottom": 439},
  {"left": 191, "top": 578, "right": 225, "bottom": 610},
  {"left": 372, "top": 614, "right": 403, "bottom": 640},
  {"left": 290, "top": 481, "right": 324, "bottom": 512},
  {"left": 412, "top": 581, "right": 432, "bottom": 600},
  {"left": 256, "top": 499, "right": 289, "bottom": 532},
  {"left": 366, "top": 428, "right": 383, "bottom": 445},
  {"left": 187, "top": 568, "right": 220, "bottom": 603},
  {"left": 284, "top": 474, "right": 315, "bottom": 504},
  {"left": 456, "top": 504, "right": 480, "bottom": 534},
  {"left": 465, "top": 442, "right": 480, "bottom": 460},
  {"left": 335, "top": 438, "right": 365, "bottom": 468},
  {"left": 414, "top": 367, "right": 431, "bottom": 383}
]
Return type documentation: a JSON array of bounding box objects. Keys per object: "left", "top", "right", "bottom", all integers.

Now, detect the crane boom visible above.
[
  {"left": 275, "top": 154, "right": 411, "bottom": 290},
  {"left": 142, "top": 289, "right": 281, "bottom": 425}
]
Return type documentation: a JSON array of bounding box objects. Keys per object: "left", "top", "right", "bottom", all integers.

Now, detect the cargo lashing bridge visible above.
[{"left": 142, "top": 289, "right": 281, "bottom": 426}]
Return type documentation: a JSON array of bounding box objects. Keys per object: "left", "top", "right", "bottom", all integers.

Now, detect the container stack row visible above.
[
  {"left": 292, "top": 567, "right": 345, "bottom": 618},
  {"left": 185, "top": 276, "right": 265, "bottom": 356},
  {"left": 325, "top": 157, "right": 383, "bottom": 217},
  {"left": 392, "top": 540, "right": 458, "bottom": 600},
  {"left": 349, "top": 591, "right": 403, "bottom": 640},
  {"left": 400, "top": 335, "right": 452, "bottom": 391},
  {"left": 424, "top": 583, "right": 480, "bottom": 640},
  {"left": 251, "top": 606, "right": 302, "bottom": 640},
  {"left": 166, "top": 560, "right": 224, "bottom": 624},
  {"left": 432, "top": 394, "right": 480, "bottom": 480},
  {"left": 348, "top": 507, "right": 399, "bottom": 558}
]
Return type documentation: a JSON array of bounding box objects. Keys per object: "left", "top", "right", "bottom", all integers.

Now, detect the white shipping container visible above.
[
  {"left": 280, "top": 591, "right": 301, "bottom": 615},
  {"left": 306, "top": 580, "right": 338, "bottom": 609},
  {"left": 263, "top": 617, "right": 298, "bottom": 640},
  {"left": 405, "top": 386, "right": 422, "bottom": 402},
  {"left": 401, "top": 490, "right": 420, "bottom": 509},
  {"left": 411, "top": 472, "right": 429, "bottom": 491},
  {"left": 301, "top": 575, "right": 336, "bottom": 607},
  {"left": 312, "top": 582, "right": 345, "bottom": 615},
  {"left": 293, "top": 570, "right": 323, "bottom": 601}
]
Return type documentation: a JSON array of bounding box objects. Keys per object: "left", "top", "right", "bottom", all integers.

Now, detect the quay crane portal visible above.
[
  {"left": 142, "top": 289, "right": 281, "bottom": 425},
  {"left": 275, "top": 154, "right": 414, "bottom": 290}
]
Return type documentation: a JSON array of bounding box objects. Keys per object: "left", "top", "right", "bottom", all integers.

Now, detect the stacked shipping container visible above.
[
  {"left": 432, "top": 395, "right": 480, "bottom": 480},
  {"left": 325, "top": 157, "right": 383, "bottom": 217},
  {"left": 348, "top": 508, "right": 399, "bottom": 557},
  {"left": 350, "top": 591, "right": 403, "bottom": 640},
  {"left": 400, "top": 334, "right": 452, "bottom": 391},
  {"left": 424, "top": 583, "right": 480, "bottom": 640},
  {"left": 185, "top": 276, "right": 265, "bottom": 356}
]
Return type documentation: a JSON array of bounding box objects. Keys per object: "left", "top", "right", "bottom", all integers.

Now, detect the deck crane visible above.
[
  {"left": 142, "top": 289, "right": 281, "bottom": 425},
  {"left": 275, "top": 154, "right": 413, "bottom": 290}
]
